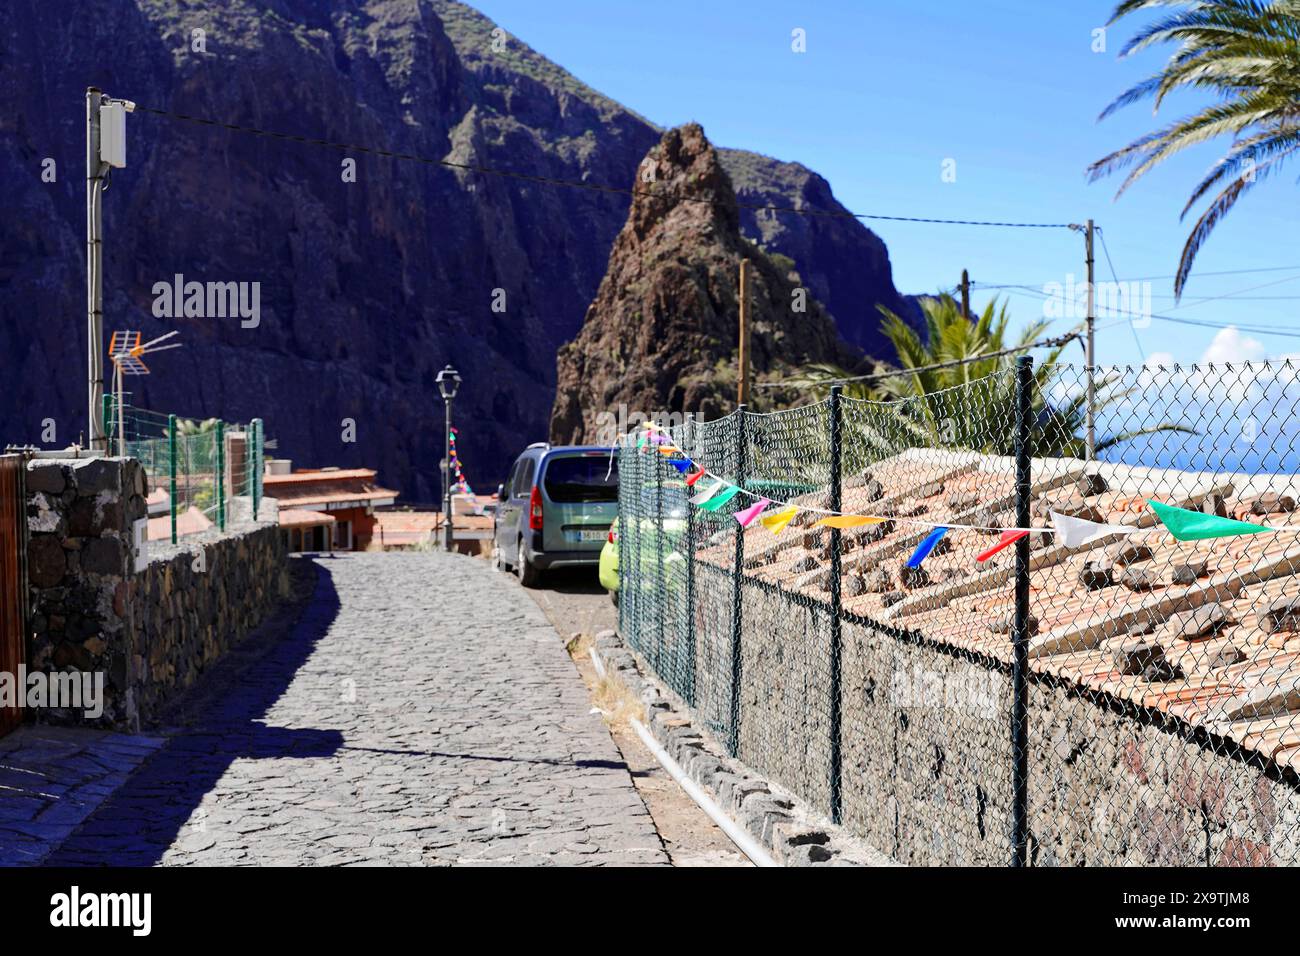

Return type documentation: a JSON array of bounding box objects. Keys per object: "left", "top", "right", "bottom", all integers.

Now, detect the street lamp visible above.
[{"left": 435, "top": 364, "right": 461, "bottom": 552}]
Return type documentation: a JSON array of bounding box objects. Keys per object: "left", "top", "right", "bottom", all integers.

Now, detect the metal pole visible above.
[
  {"left": 1011, "top": 355, "right": 1034, "bottom": 867},
  {"left": 828, "top": 385, "right": 844, "bottom": 823},
  {"left": 443, "top": 398, "right": 453, "bottom": 551},
  {"left": 728, "top": 406, "right": 747, "bottom": 757},
  {"left": 738, "top": 259, "right": 751, "bottom": 408},
  {"left": 960, "top": 268, "right": 971, "bottom": 320},
  {"left": 251, "top": 418, "right": 262, "bottom": 520},
  {"left": 216, "top": 420, "right": 225, "bottom": 532},
  {"left": 1084, "top": 219, "right": 1096, "bottom": 461},
  {"left": 168, "top": 414, "right": 178, "bottom": 544},
  {"left": 86, "top": 88, "right": 106, "bottom": 452},
  {"left": 655, "top": 447, "right": 665, "bottom": 675},
  {"left": 684, "top": 421, "right": 697, "bottom": 708}
]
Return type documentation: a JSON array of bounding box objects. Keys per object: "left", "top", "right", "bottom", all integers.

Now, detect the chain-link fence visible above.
[
  {"left": 618, "top": 359, "right": 1300, "bottom": 866},
  {"left": 104, "top": 396, "right": 265, "bottom": 543}
]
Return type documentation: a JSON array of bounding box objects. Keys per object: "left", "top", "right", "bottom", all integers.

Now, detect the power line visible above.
[
  {"left": 974, "top": 263, "right": 1300, "bottom": 287},
  {"left": 1095, "top": 227, "right": 1145, "bottom": 362},
  {"left": 133, "top": 104, "right": 1076, "bottom": 230}
]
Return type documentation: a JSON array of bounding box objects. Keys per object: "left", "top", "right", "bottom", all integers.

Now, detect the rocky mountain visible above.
[
  {"left": 550, "top": 124, "right": 869, "bottom": 445},
  {"left": 0, "top": 0, "right": 911, "bottom": 497}
]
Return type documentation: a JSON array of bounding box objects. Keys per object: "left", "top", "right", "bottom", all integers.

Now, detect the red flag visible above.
[
  {"left": 975, "top": 529, "right": 1028, "bottom": 562},
  {"left": 685, "top": 468, "right": 706, "bottom": 487}
]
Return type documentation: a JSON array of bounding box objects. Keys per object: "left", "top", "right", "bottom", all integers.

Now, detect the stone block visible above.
[
  {"left": 80, "top": 538, "right": 125, "bottom": 576},
  {"left": 69, "top": 458, "right": 121, "bottom": 495},
  {"left": 26, "top": 462, "right": 67, "bottom": 494},
  {"left": 28, "top": 535, "right": 67, "bottom": 587}
]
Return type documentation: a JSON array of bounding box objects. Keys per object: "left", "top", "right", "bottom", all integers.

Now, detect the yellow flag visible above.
[
  {"left": 812, "top": 514, "right": 886, "bottom": 529},
  {"left": 759, "top": 506, "right": 799, "bottom": 534}
]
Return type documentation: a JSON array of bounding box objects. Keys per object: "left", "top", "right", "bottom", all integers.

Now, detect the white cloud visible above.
[
  {"left": 1143, "top": 351, "right": 1175, "bottom": 368},
  {"left": 1200, "top": 326, "right": 1266, "bottom": 364}
]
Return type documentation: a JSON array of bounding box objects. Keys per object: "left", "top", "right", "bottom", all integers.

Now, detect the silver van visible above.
[{"left": 493, "top": 444, "right": 618, "bottom": 587}]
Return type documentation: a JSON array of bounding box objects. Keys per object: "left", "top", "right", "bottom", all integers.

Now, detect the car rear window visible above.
[{"left": 543, "top": 454, "right": 618, "bottom": 503}]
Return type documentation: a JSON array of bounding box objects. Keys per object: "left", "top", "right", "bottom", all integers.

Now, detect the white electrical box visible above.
[{"left": 99, "top": 101, "right": 127, "bottom": 168}]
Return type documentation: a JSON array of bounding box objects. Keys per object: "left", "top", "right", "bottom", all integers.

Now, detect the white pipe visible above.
[
  {"left": 588, "top": 647, "right": 607, "bottom": 679},
  {"left": 629, "top": 717, "right": 777, "bottom": 867}
]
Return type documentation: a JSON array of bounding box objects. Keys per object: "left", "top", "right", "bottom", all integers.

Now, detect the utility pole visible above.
[
  {"left": 737, "top": 258, "right": 751, "bottom": 408},
  {"left": 960, "top": 269, "right": 971, "bottom": 320},
  {"left": 1068, "top": 219, "right": 1098, "bottom": 461},
  {"left": 87, "top": 88, "right": 105, "bottom": 452},
  {"left": 86, "top": 88, "right": 132, "bottom": 453},
  {"left": 1084, "top": 219, "right": 1096, "bottom": 461}
]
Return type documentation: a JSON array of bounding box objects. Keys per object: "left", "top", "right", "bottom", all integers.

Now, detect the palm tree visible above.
[
  {"left": 1088, "top": 0, "right": 1300, "bottom": 297},
  {"left": 788, "top": 295, "right": 1195, "bottom": 458}
]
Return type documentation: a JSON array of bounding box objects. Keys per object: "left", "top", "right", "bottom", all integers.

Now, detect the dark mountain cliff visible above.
[{"left": 0, "top": 0, "right": 911, "bottom": 496}]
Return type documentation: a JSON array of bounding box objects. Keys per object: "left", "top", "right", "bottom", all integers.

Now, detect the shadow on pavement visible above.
[
  {"left": 43, "top": 560, "right": 344, "bottom": 866},
  {"left": 539, "top": 566, "right": 605, "bottom": 596}
]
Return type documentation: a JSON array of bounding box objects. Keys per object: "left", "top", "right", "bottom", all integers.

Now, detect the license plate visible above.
[{"left": 575, "top": 529, "right": 607, "bottom": 542}]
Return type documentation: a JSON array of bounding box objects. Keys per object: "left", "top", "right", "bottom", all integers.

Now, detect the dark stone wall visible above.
[{"left": 24, "top": 456, "right": 286, "bottom": 729}]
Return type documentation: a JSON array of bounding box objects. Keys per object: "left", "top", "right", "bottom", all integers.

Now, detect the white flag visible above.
[
  {"left": 1049, "top": 510, "right": 1137, "bottom": 549},
  {"left": 689, "top": 480, "right": 723, "bottom": 506}
]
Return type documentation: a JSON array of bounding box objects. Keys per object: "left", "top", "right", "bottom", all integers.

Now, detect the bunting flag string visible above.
[
  {"left": 688, "top": 480, "right": 723, "bottom": 506},
  {"left": 697, "top": 485, "right": 741, "bottom": 512},
  {"left": 906, "top": 527, "right": 949, "bottom": 568},
  {"left": 813, "top": 515, "right": 887, "bottom": 529},
  {"left": 1147, "top": 499, "right": 1272, "bottom": 541},
  {"left": 1049, "top": 511, "right": 1137, "bottom": 549},
  {"left": 630, "top": 424, "right": 1292, "bottom": 549},
  {"left": 975, "top": 529, "right": 1029, "bottom": 562},
  {"left": 759, "top": 505, "right": 799, "bottom": 534},
  {"left": 734, "top": 498, "right": 770, "bottom": 527}
]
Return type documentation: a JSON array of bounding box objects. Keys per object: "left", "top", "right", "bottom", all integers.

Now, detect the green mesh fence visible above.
[
  {"left": 618, "top": 360, "right": 1300, "bottom": 867},
  {"left": 104, "top": 396, "right": 264, "bottom": 542}
]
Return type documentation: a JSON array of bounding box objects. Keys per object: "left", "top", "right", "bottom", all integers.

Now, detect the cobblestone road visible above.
[{"left": 45, "top": 552, "right": 669, "bottom": 866}]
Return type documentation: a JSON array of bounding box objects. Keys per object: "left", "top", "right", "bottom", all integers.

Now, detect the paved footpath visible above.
[{"left": 44, "top": 552, "right": 669, "bottom": 866}]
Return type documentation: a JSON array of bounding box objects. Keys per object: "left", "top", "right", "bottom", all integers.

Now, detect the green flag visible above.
[
  {"left": 1147, "top": 499, "right": 1272, "bottom": 542},
  {"left": 697, "top": 485, "right": 741, "bottom": 512}
]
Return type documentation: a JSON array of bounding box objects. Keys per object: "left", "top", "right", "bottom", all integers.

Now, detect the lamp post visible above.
[{"left": 435, "top": 364, "right": 461, "bottom": 552}]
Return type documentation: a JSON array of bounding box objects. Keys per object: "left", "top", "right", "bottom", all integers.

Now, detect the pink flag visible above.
[{"left": 733, "top": 498, "right": 771, "bottom": 528}]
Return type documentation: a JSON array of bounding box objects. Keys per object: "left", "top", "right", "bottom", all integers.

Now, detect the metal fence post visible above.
[
  {"left": 101, "top": 394, "right": 113, "bottom": 455},
  {"left": 1011, "top": 355, "right": 1034, "bottom": 867},
  {"left": 684, "top": 421, "right": 697, "bottom": 708},
  {"left": 168, "top": 414, "right": 178, "bottom": 544},
  {"left": 216, "top": 420, "right": 226, "bottom": 532},
  {"left": 251, "top": 418, "right": 262, "bottom": 520},
  {"left": 655, "top": 441, "right": 665, "bottom": 674},
  {"left": 728, "top": 406, "right": 747, "bottom": 758},
  {"left": 828, "top": 385, "right": 844, "bottom": 823}
]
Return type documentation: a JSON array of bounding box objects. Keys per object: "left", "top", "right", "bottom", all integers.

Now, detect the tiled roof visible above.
[
  {"left": 269, "top": 480, "right": 398, "bottom": 509},
  {"left": 263, "top": 468, "right": 379, "bottom": 485},
  {"left": 146, "top": 505, "right": 212, "bottom": 540},
  {"left": 696, "top": 447, "right": 1300, "bottom": 770},
  {"left": 278, "top": 508, "right": 337, "bottom": 529}
]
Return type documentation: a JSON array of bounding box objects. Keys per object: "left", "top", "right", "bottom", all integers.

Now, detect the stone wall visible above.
[
  {"left": 690, "top": 576, "right": 1300, "bottom": 866},
  {"left": 24, "top": 456, "right": 287, "bottom": 729}
]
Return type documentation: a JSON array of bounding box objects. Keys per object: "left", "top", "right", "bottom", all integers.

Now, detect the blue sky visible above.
[{"left": 470, "top": 0, "right": 1299, "bottom": 368}]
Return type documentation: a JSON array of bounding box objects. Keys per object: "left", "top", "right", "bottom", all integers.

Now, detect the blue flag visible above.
[
  {"left": 906, "top": 527, "right": 949, "bottom": 568},
  {"left": 671, "top": 457, "right": 693, "bottom": 473}
]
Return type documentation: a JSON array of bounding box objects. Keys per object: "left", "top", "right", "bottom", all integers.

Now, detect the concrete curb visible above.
[{"left": 592, "top": 629, "right": 900, "bottom": 867}]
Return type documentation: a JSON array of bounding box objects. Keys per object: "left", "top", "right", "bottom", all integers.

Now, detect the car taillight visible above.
[{"left": 528, "top": 486, "right": 544, "bottom": 530}]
